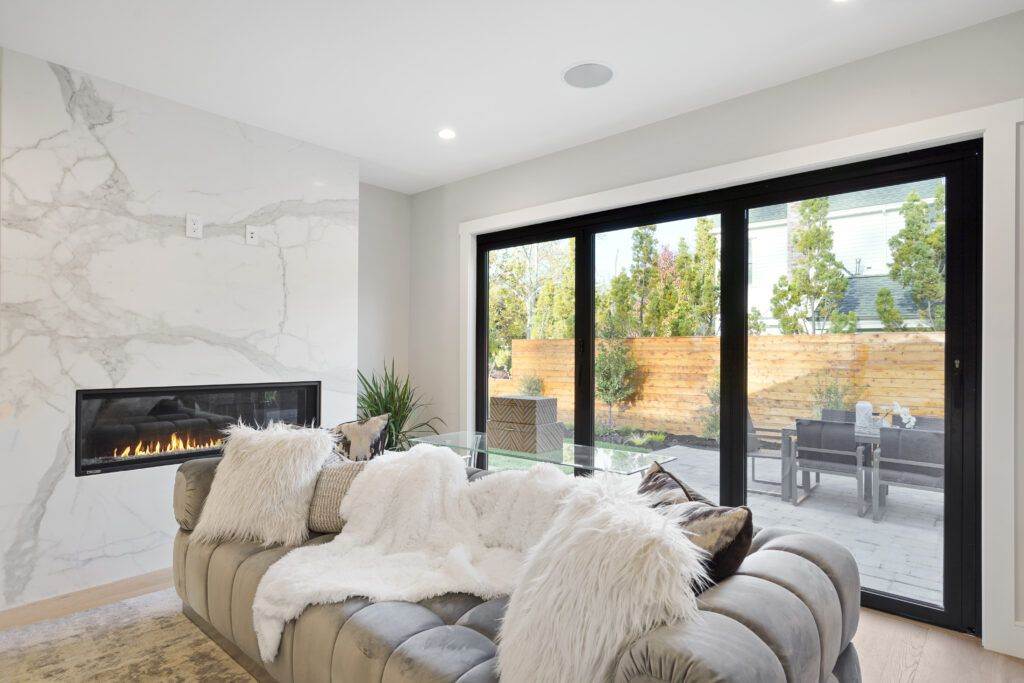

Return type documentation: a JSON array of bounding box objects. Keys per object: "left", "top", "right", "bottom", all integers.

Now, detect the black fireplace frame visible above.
[{"left": 74, "top": 380, "right": 321, "bottom": 476}]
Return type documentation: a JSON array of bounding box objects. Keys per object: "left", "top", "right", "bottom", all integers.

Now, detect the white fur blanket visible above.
[
  {"left": 252, "top": 445, "right": 706, "bottom": 680},
  {"left": 252, "top": 444, "right": 573, "bottom": 661}
]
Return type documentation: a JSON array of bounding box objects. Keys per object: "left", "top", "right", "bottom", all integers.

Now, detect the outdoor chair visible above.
[
  {"left": 821, "top": 409, "right": 856, "bottom": 422},
  {"left": 872, "top": 427, "right": 944, "bottom": 522},
  {"left": 746, "top": 410, "right": 786, "bottom": 496},
  {"left": 892, "top": 414, "right": 944, "bottom": 430},
  {"left": 793, "top": 419, "right": 868, "bottom": 515}
]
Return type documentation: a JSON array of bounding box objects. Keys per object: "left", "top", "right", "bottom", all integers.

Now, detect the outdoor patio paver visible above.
[{"left": 657, "top": 444, "right": 944, "bottom": 606}]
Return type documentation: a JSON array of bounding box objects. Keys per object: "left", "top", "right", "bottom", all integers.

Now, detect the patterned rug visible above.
[{"left": 0, "top": 588, "right": 251, "bottom": 682}]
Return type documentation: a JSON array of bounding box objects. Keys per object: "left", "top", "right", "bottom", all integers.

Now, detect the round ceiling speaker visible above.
[{"left": 562, "top": 62, "right": 614, "bottom": 89}]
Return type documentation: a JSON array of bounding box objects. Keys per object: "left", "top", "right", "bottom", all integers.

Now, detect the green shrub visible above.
[
  {"left": 812, "top": 372, "right": 858, "bottom": 415},
  {"left": 518, "top": 374, "right": 543, "bottom": 396}
]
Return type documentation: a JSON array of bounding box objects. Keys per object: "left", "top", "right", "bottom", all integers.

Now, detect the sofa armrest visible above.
[
  {"left": 615, "top": 612, "right": 786, "bottom": 682},
  {"left": 173, "top": 457, "right": 221, "bottom": 530}
]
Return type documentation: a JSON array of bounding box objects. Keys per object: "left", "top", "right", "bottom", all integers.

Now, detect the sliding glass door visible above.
[
  {"left": 475, "top": 140, "right": 980, "bottom": 632},
  {"left": 744, "top": 180, "right": 948, "bottom": 608}
]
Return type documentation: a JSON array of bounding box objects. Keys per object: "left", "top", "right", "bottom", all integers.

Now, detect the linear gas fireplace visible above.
[{"left": 75, "top": 381, "right": 320, "bottom": 476}]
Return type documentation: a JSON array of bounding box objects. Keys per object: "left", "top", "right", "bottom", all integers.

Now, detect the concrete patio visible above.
[{"left": 657, "top": 445, "right": 944, "bottom": 606}]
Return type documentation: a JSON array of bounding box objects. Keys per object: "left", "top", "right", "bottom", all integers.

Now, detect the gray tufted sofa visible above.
[{"left": 173, "top": 457, "right": 862, "bottom": 682}]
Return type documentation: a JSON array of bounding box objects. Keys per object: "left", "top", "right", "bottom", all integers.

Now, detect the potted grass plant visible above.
[{"left": 356, "top": 361, "right": 445, "bottom": 450}]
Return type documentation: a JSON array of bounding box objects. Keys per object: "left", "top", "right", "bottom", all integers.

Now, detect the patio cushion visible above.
[
  {"left": 798, "top": 459, "right": 861, "bottom": 475},
  {"left": 877, "top": 468, "right": 943, "bottom": 488}
]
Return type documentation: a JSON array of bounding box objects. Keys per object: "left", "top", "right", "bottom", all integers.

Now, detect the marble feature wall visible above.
[{"left": 0, "top": 50, "right": 359, "bottom": 609}]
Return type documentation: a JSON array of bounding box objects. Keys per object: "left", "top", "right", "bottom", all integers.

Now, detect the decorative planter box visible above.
[
  {"left": 488, "top": 395, "right": 557, "bottom": 426},
  {"left": 486, "top": 420, "right": 564, "bottom": 454}
]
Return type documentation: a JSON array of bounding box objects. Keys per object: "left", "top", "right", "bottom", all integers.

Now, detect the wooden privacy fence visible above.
[{"left": 488, "top": 333, "right": 945, "bottom": 435}]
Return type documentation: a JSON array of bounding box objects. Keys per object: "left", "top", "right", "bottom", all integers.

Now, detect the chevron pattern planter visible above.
[
  {"left": 488, "top": 395, "right": 557, "bottom": 425},
  {"left": 486, "top": 420, "right": 564, "bottom": 453}
]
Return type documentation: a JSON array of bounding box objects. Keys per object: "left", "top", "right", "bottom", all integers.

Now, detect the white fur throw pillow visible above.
[
  {"left": 498, "top": 477, "right": 708, "bottom": 683},
  {"left": 191, "top": 423, "right": 336, "bottom": 547}
]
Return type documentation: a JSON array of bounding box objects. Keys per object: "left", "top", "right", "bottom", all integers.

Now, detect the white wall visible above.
[
  {"left": 358, "top": 183, "right": 411, "bottom": 377},
  {"left": 0, "top": 49, "right": 359, "bottom": 609},
  {"left": 409, "top": 10, "right": 1024, "bottom": 653}
]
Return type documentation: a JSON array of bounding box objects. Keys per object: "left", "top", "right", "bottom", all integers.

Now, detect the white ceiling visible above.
[{"left": 1, "top": 1, "right": 1022, "bottom": 194}]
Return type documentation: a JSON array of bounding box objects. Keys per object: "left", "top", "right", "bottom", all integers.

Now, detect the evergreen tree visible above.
[
  {"left": 631, "top": 225, "right": 659, "bottom": 336},
  {"left": 667, "top": 218, "right": 720, "bottom": 336},
  {"left": 889, "top": 186, "right": 946, "bottom": 330},
  {"left": 770, "top": 198, "right": 849, "bottom": 334},
  {"left": 875, "top": 287, "right": 905, "bottom": 331}
]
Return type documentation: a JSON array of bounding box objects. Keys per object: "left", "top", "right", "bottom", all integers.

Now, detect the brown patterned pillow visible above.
[
  {"left": 638, "top": 461, "right": 714, "bottom": 505},
  {"left": 308, "top": 459, "right": 367, "bottom": 532},
  {"left": 331, "top": 413, "right": 389, "bottom": 460},
  {"left": 638, "top": 462, "right": 752, "bottom": 583},
  {"left": 668, "top": 501, "right": 752, "bottom": 583}
]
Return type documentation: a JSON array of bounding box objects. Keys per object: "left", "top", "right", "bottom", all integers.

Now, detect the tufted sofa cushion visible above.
[{"left": 173, "top": 460, "right": 861, "bottom": 683}]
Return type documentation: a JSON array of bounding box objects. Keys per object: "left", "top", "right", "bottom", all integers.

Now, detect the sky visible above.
[{"left": 594, "top": 214, "right": 721, "bottom": 286}]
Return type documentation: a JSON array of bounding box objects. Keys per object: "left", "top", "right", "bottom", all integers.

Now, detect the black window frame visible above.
[{"left": 475, "top": 139, "right": 982, "bottom": 634}]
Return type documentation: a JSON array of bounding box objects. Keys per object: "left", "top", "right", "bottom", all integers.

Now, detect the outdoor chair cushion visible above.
[{"left": 877, "top": 467, "right": 943, "bottom": 488}]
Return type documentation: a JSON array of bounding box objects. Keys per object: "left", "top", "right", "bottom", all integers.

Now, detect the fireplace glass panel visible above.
[{"left": 76, "top": 381, "right": 320, "bottom": 475}]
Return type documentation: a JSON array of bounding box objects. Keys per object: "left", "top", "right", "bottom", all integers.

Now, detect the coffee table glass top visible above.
[{"left": 410, "top": 431, "right": 676, "bottom": 475}]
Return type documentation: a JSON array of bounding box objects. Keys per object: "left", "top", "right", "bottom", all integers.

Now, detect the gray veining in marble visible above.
[{"left": 0, "top": 48, "right": 359, "bottom": 609}]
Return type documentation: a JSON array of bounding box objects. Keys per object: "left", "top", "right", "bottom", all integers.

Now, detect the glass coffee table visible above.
[{"left": 410, "top": 430, "right": 676, "bottom": 476}]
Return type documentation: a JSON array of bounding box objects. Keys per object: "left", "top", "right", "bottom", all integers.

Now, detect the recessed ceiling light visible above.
[
  {"left": 563, "top": 62, "right": 614, "bottom": 89},
  {"left": 437, "top": 128, "right": 457, "bottom": 140}
]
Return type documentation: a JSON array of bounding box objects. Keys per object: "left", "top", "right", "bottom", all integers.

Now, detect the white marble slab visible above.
[{"left": 0, "top": 49, "right": 359, "bottom": 609}]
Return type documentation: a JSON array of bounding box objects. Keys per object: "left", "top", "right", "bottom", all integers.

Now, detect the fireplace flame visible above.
[{"left": 113, "top": 433, "right": 223, "bottom": 458}]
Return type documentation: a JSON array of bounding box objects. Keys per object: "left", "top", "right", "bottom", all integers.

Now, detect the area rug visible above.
[{"left": 0, "top": 588, "right": 251, "bottom": 681}]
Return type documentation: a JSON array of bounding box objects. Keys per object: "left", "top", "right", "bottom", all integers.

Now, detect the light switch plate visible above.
[
  {"left": 245, "top": 225, "right": 259, "bottom": 245},
  {"left": 185, "top": 213, "right": 203, "bottom": 239}
]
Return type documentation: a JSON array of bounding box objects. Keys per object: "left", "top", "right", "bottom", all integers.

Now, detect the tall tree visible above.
[
  {"left": 770, "top": 198, "right": 849, "bottom": 334},
  {"left": 671, "top": 217, "right": 720, "bottom": 336},
  {"left": 631, "top": 225, "right": 659, "bottom": 336},
  {"left": 532, "top": 240, "right": 575, "bottom": 339},
  {"left": 487, "top": 251, "right": 527, "bottom": 371},
  {"left": 596, "top": 272, "right": 635, "bottom": 339},
  {"left": 889, "top": 186, "right": 946, "bottom": 330}
]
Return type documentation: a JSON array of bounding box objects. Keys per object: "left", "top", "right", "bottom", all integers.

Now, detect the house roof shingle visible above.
[{"left": 838, "top": 274, "right": 919, "bottom": 320}]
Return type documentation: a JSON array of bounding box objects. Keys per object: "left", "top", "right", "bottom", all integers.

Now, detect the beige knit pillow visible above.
[{"left": 308, "top": 459, "right": 367, "bottom": 533}]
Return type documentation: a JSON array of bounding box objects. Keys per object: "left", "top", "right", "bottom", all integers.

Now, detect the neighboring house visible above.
[
  {"left": 837, "top": 274, "right": 922, "bottom": 331},
  {"left": 747, "top": 178, "right": 941, "bottom": 333}
]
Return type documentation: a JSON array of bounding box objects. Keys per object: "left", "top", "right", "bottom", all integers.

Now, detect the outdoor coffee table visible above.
[{"left": 411, "top": 430, "right": 676, "bottom": 476}]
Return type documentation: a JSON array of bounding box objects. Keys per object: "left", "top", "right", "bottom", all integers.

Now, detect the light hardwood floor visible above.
[
  {"left": 854, "top": 609, "right": 1024, "bottom": 682},
  {"left": 0, "top": 567, "right": 172, "bottom": 631},
  {"left": 3, "top": 575, "right": 1024, "bottom": 682}
]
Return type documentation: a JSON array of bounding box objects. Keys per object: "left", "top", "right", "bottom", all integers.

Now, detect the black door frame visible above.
[{"left": 475, "top": 140, "right": 982, "bottom": 633}]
